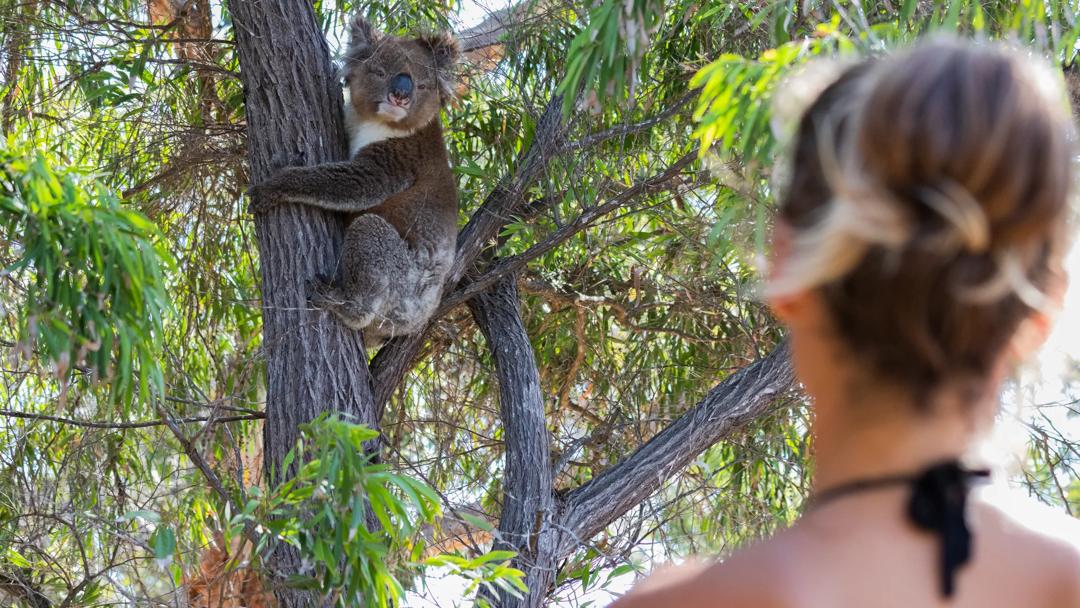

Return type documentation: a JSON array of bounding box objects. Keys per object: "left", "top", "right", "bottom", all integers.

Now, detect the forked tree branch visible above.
[
  {"left": 370, "top": 134, "right": 694, "bottom": 411},
  {"left": 468, "top": 275, "right": 558, "bottom": 608},
  {"left": 412, "top": 340, "right": 795, "bottom": 604}
]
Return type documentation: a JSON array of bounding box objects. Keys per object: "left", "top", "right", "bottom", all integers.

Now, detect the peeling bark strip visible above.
[
  {"left": 230, "top": 1, "right": 376, "bottom": 605},
  {"left": 149, "top": 0, "right": 223, "bottom": 119},
  {"left": 468, "top": 276, "right": 558, "bottom": 607}
]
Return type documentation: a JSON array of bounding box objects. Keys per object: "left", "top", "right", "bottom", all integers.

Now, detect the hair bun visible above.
[
  {"left": 772, "top": 37, "right": 1075, "bottom": 397},
  {"left": 851, "top": 37, "right": 1073, "bottom": 272}
]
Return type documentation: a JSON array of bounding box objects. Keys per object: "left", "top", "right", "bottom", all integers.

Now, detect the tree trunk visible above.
[
  {"left": 469, "top": 275, "right": 558, "bottom": 608},
  {"left": 229, "top": 2, "right": 376, "bottom": 605}
]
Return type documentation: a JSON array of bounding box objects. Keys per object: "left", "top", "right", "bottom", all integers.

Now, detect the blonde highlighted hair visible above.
[{"left": 771, "top": 37, "right": 1075, "bottom": 400}]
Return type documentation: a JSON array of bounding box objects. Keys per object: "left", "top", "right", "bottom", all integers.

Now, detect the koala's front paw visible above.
[{"left": 246, "top": 182, "right": 285, "bottom": 214}]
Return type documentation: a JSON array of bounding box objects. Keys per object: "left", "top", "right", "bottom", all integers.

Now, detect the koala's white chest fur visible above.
[{"left": 343, "top": 96, "right": 415, "bottom": 157}]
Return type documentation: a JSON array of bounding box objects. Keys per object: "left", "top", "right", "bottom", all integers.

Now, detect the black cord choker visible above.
[{"left": 806, "top": 460, "right": 991, "bottom": 599}]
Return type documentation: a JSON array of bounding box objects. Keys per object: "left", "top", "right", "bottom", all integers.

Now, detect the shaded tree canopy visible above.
[{"left": 1, "top": 1, "right": 1078, "bottom": 606}]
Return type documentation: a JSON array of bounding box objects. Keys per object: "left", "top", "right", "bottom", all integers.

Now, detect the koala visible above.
[{"left": 249, "top": 15, "right": 460, "bottom": 346}]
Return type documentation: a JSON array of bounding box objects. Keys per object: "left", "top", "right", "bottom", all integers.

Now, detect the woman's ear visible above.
[
  {"left": 1007, "top": 269, "right": 1067, "bottom": 361},
  {"left": 765, "top": 221, "right": 831, "bottom": 331},
  {"left": 767, "top": 221, "right": 803, "bottom": 322},
  {"left": 768, "top": 222, "right": 793, "bottom": 278}
]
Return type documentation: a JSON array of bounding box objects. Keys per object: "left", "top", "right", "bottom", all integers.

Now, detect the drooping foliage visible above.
[{"left": 0, "top": 147, "right": 171, "bottom": 411}]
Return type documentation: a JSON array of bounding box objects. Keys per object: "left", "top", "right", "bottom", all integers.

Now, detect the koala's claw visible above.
[
  {"left": 306, "top": 275, "right": 341, "bottom": 307},
  {"left": 246, "top": 184, "right": 281, "bottom": 214},
  {"left": 306, "top": 278, "right": 374, "bottom": 330}
]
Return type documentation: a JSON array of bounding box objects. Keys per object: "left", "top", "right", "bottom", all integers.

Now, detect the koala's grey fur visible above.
[{"left": 249, "top": 15, "right": 460, "bottom": 346}]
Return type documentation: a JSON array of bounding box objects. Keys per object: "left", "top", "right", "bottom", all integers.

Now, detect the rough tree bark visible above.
[
  {"left": 229, "top": 2, "right": 376, "bottom": 605},
  {"left": 469, "top": 275, "right": 558, "bottom": 606}
]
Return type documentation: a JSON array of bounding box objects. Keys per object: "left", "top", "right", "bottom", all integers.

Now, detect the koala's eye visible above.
[{"left": 417, "top": 83, "right": 430, "bottom": 90}]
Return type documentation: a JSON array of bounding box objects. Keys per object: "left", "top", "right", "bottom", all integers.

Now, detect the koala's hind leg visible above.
[
  {"left": 365, "top": 268, "right": 443, "bottom": 339},
  {"left": 310, "top": 214, "right": 412, "bottom": 332}
]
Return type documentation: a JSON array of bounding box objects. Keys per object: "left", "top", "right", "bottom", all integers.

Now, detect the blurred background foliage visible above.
[{"left": 0, "top": 0, "right": 1078, "bottom": 605}]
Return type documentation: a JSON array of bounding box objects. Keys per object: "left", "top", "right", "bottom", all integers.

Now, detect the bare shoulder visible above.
[
  {"left": 610, "top": 534, "right": 795, "bottom": 608},
  {"left": 976, "top": 484, "right": 1080, "bottom": 605}
]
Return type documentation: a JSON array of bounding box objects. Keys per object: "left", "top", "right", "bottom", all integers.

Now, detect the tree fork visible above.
[
  {"left": 468, "top": 275, "right": 795, "bottom": 605},
  {"left": 469, "top": 274, "right": 560, "bottom": 608}
]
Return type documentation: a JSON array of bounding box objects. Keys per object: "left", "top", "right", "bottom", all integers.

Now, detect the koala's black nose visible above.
[{"left": 390, "top": 73, "right": 414, "bottom": 100}]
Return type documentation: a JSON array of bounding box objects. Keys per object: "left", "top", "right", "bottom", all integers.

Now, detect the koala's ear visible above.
[
  {"left": 347, "top": 14, "right": 380, "bottom": 57},
  {"left": 418, "top": 32, "right": 461, "bottom": 103},
  {"left": 418, "top": 31, "right": 460, "bottom": 70}
]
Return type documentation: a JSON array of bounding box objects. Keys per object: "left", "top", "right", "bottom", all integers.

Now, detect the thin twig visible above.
[
  {"left": 564, "top": 89, "right": 699, "bottom": 151},
  {"left": 557, "top": 304, "right": 587, "bottom": 410},
  {"left": 155, "top": 405, "right": 258, "bottom": 544},
  {"left": 0, "top": 410, "right": 264, "bottom": 430}
]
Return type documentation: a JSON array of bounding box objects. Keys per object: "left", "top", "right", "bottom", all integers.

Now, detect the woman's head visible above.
[{"left": 770, "top": 38, "right": 1075, "bottom": 410}]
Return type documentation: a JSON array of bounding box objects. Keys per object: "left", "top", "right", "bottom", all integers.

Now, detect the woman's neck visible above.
[{"left": 810, "top": 388, "right": 988, "bottom": 494}]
